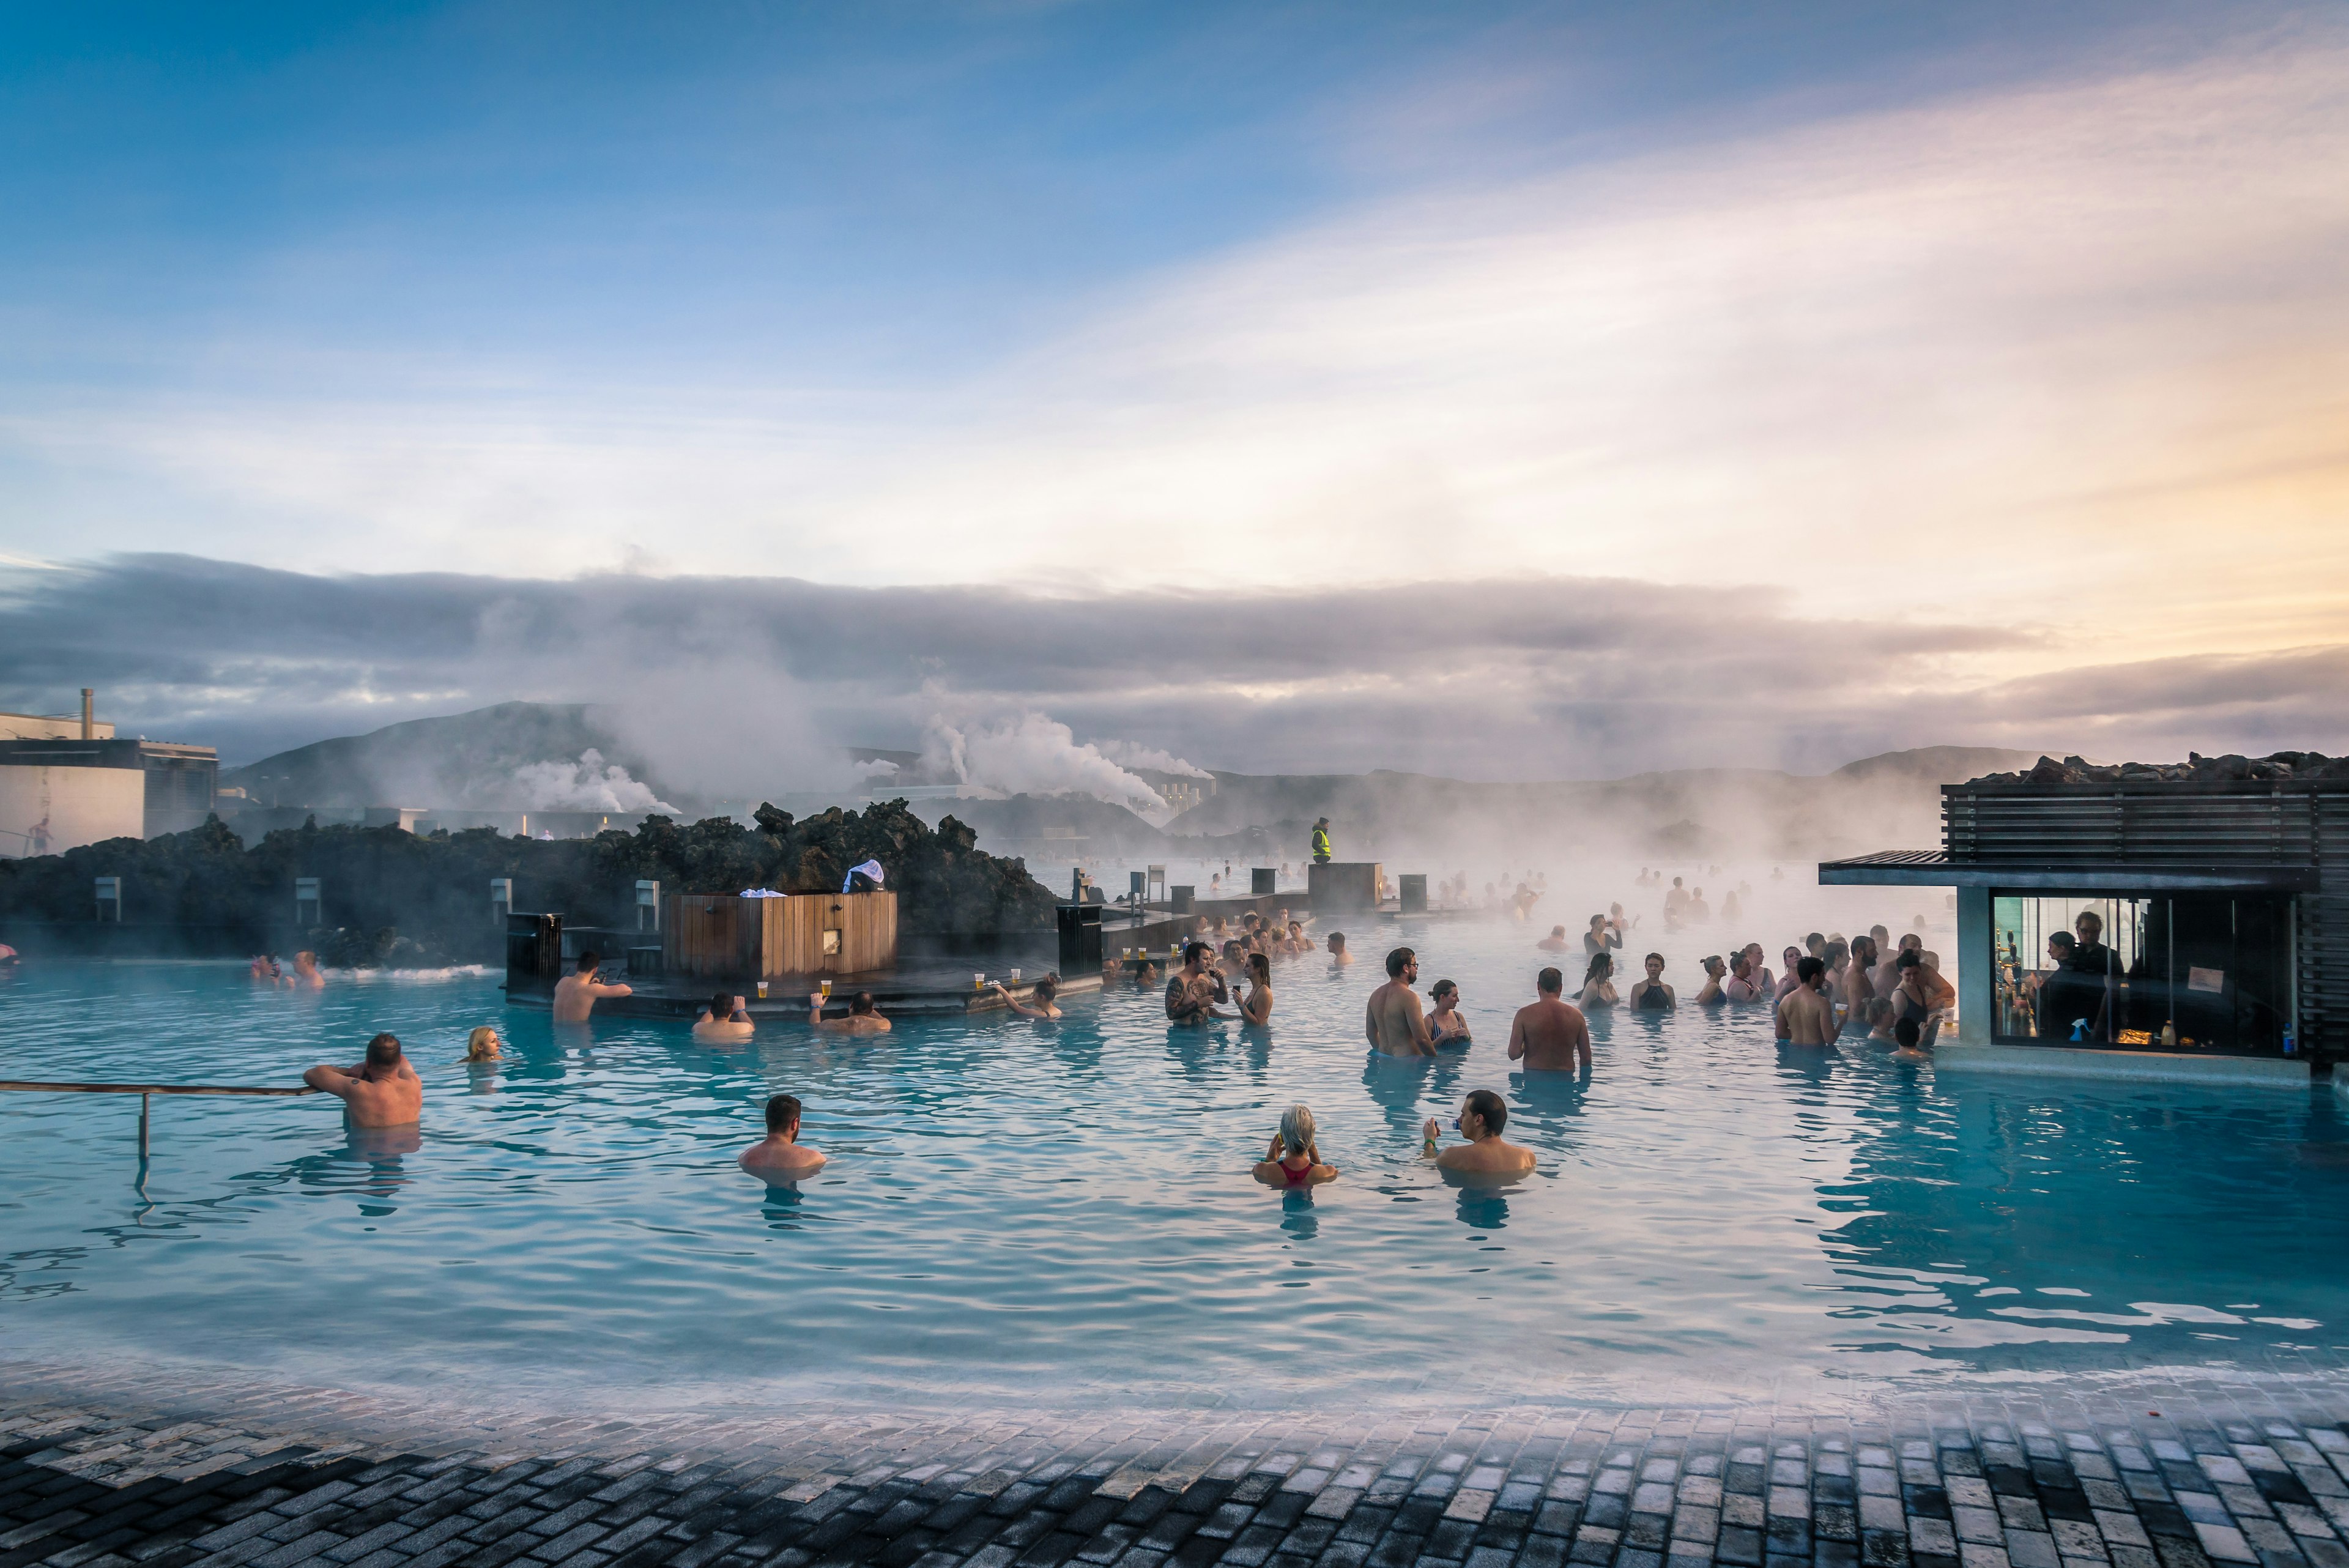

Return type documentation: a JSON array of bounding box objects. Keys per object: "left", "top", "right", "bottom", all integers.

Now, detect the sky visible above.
[{"left": 1, "top": 1, "right": 2343, "bottom": 779}]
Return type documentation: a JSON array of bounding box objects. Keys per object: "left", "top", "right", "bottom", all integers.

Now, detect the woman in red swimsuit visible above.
[{"left": 1253, "top": 1104, "right": 1338, "bottom": 1187}]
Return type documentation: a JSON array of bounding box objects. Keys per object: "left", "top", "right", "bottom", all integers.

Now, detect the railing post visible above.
[{"left": 138, "top": 1091, "right": 150, "bottom": 1158}]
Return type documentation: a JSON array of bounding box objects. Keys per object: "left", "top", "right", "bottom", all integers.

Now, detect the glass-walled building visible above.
[{"left": 1819, "top": 758, "right": 2343, "bottom": 1069}]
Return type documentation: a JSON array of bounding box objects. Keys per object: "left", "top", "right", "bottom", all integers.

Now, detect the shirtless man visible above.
[
  {"left": 289, "top": 950, "right": 326, "bottom": 990},
  {"left": 1537, "top": 924, "right": 1571, "bottom": 953},
  {"left": 994, "top": 975, "right": 1061, "bottom": 1019},
  {"left": 1842, "top": 935, "right": 1879, "bottom": 1031},
  {"left": 1871, "top": 931, "right": 1917, "bottom": 999},
  {"left": 738, "top": 1093, "right": 826, "bottom": 1181},
  {"left": 1165, "top": 943, "right": 1228, "bottom": 1023},
  {"left": 811, "top": 990, "right": 892, "bottom": 1033},
  {"left": 1422, "top": 1090, "right": 1537, "bottom": 1177},
  {"left": 1778, "top": 956, "right": 1837, "bottom": 1045},
  {"left": 694, "top": 992, "right": 754, "bottom": 1041},
  {"left": 1326, "top": 931, "right": 1352, "bottom": 968},
  {"left": 552, "top": 951, "right": 632, "bottom": 1023},
  {"left": 1364, "top": 947, "right": 1435, "bottom": 1057},
  {"left": 1507, "top": 967, "right": 1590, "bottom": 1073},
  {"left": 302, "top": 1033, "right": 421, "bottom": 1127}
]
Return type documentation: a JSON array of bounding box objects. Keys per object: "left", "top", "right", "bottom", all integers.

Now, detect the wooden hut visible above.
[{"left": 663, "top": 891, "right": 899, "bottom": 981}]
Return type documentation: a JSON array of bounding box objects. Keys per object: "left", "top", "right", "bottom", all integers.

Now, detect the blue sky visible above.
[{"left": 1, "top": 2, "right": 2343, "bottom": 776}]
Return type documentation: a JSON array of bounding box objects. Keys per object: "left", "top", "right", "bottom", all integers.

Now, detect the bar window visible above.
[{"left": 1991, "top": 894, "right": 2292, "bottom": 1054}]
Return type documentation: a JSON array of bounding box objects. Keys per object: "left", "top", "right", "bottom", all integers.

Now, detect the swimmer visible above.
[
  {"left": 1608, "top": 901, "right": 1635, "bottom": 934},
  {"left": 1778, "top": 957, "right": 1836, "bottom": 1046},
  {"left": 1694, "top": 955, "right": 1727, "bottom": 1006},
  {"left": 552, "top": 951, "right": 632, "bottom": 1023},
  {"left": 1327, "top": 931, "right": 1352, "bottom": 968},
  {"left": 1844, "top": 935, "right": 1879, "bottom": 1028},
  {"left": 248, "top": 954, "right": 276, "bottom": 984},
  {"left": 1236, "top": 954, "right": 1273, "bottom": 1026},
  {"left": 1576, "top": 951, "right": 1619, "bottom": 1009},
  {"left": 289, "top": 950, "right": 325, "bottom": 989},
  {"left": 1721, "top": 951, "right": 1766, "bottom": 1003},
  {"left": 1739, "top": 942, "right": 1774, "bottom": 995},
  {"left": 1893, "top": 949, "right": 1954, "bottom": 1042},
  {"left": 1864, "top": 995, "right": 1898, "bottom": 1043},
  {"left": 1871, "top": 931, "right": 1917, "bottom": 999},
  {"left": 1422, "top": 1090, "right": 1536, "bottom": 1177},
  {"left": 1427, "top": 978, "right": 1470, "bottom": 1047},
  {"left": 695, "top": 992, "right": 754, "bottom": 1041},
  {"left": 302, "top": 1032, "right": 421, "bottom": 1128},
  {"left": 1165, "top": 942, "right": 1228, "bottom": 1024},
  {"left": 463, "top": 1025, "right": 502, "bottom": 1061},
  {"left": 1537, "top": 924, "right": 1571, "bottom": 953},
  {"left": 1582, "top": 915, "right": 1620, "bottom": 955},
  {"left": 1253, "top": 1104, "right": 1337, "bottom": 1187},
  {"left": 1507, "top": 967, "right": 1591, "bottom": 1073},
  {"left": 1629, "top": 952, "right": 1675, "bottom": 1011},
  {"left": 994, "top": 975, "right": 1062, "bottom": 1020},
  {"left": 739, "top": 1093, "right": 825, "bottom": 1181},
  {"left": 1775, "top": 946, "right": 1806, "bottom": 1001},
  {"left": 1685, "top": 887, "right": 1712, "bottom": 923},
  {"left": 1891, "top": 1016, "right": 1931, "bottom": 1062},
  {"left": 811, "top": 989, "right": 891, "bottom": 1034},
  {"left": 1365, "top": 947, "right": 1436, "bottom": 1057}
]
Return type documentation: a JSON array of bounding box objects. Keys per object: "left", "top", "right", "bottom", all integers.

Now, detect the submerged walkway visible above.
[{"left": 4, "top": 1367, "right": 2348, "bottom": 1568}]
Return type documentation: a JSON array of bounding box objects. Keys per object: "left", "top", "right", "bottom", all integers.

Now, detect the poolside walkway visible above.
[{"left": 4, "top": 1365, "right": 2348, "bottom": 1568}]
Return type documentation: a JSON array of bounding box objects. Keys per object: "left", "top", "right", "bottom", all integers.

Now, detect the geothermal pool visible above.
[{"left": 4, "top": 888, "right": 2347, "bottom": 1411}]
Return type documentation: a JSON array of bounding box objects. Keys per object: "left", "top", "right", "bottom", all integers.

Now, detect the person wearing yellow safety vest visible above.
[{"left": 1311, "top": 817, "right": 1333, "bottom": 864}]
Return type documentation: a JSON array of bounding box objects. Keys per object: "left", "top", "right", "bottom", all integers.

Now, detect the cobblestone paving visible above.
[{"left": 6, "top": 1370, "right": 2349, "bottom": 1568}]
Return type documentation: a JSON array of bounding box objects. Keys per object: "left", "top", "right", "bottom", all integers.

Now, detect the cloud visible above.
[
  {"left": 2, "top": 28, "right": 2344, "bottom": 685},
  {"left": 2, "top": 555, "right": 2340, "bottom": 784}
]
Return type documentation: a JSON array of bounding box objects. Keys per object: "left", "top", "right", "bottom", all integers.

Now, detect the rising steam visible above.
[
  {"left": 510, "top": 749, "right": 677, "bottom": 814},
  {"left": 921, "top": 710, "right": 1176, "bottom": 821}
]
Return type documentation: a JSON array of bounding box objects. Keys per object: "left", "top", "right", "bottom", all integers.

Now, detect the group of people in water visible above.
[
  {"left": 1531, "top": 906, "right": 1950, "bottom": 1056},
  {"left": 291, "top": 862, "right": 1946, "bottom": 1198},
  {"left": 248, "top": 951, "right": 325, "bottom": 988}
]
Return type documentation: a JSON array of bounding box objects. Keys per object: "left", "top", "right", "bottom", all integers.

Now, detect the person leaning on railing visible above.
[{"left": 303, "top": 1033, "right": 421, "bottom": 1128}]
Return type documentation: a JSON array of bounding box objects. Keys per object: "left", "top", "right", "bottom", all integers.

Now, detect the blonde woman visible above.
[
  {"left": 1253, "top": 1104, "right": 1337, "bottom": 1187},
  {"left": 464, "top": 1026, "right": 503, "bottom": 1061}
]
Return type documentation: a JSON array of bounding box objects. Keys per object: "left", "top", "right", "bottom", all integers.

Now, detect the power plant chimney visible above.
[{"left": 81, "top": 688, "right": 94, "bottom": 740}]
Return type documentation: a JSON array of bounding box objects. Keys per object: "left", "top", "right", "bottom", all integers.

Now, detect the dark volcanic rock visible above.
[{"left": 1979, "top": 751, "right": 2349, "bottom": 786}]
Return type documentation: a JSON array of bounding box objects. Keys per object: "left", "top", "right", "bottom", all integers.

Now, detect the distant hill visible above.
[
  {"left": 218, "top": 701, "right": 2037, "bottom": 860},
  {"left": 221, "top": 702, "right": 656, "bottom": 809}
]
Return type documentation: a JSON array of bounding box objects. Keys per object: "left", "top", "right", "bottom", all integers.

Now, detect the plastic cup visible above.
[
  {"left": 819, "top": 979, "right": 831, "bottom": 998},
  {"left": 1010, "top": 968, "right": 1022, "bottom": 983},
  {"left": 974, "top": 973, "right": 985, "bottom": 990},
  {"left": 756, "top": 981, "right": 768, "bottom": 1000}
]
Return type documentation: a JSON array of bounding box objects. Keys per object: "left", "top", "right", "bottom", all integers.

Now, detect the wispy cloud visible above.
[
  {"left": 3, "top": 556, "right": 2339, "bottom": 780},
  {"left": 3, "top": 29, "right": 2343, "bottom": 690}
]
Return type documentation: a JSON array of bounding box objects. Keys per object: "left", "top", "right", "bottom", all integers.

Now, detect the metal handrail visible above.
[
  {"left": 0, "top": 1081, "right": 319, "bottom": 1096},
  {"left": 0, "top": 1080, "right": 321, "bottom": 1159}
]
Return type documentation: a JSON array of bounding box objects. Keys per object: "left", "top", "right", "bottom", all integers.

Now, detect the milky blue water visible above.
[{"left": 4, "top": 895, "right": 2347, "bottom": 1411}]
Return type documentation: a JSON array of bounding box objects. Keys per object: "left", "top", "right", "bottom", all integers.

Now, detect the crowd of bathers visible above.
[{"left": 1536, "top": 899, "right": 1953, "bottom": 1052}]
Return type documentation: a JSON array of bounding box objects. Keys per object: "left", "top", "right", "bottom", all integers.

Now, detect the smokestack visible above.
[{"left": 81, "top": 689, "right": 93, "bottom": 740}]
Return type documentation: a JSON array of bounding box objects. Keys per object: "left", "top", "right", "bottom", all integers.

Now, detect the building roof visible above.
[{"left": 1817, "top": 850, "right": 2319, "bottom": 892}]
